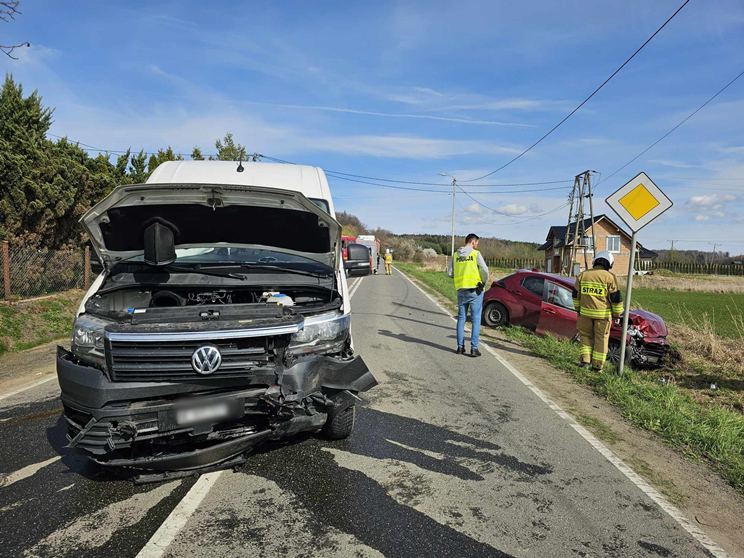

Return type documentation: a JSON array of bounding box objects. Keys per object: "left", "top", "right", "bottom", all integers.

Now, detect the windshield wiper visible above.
[
  {"left": 203, "top": 264, "right": 332, "bottom": 279},
  {"left": 115, "top": 262, "right": 246, "bottom": 281}
]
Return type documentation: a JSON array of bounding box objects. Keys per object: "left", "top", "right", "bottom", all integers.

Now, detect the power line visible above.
[
  {"left": 324, "top": 172, "right": 571, "bottom": 194},
  {"left": 325, "top": 168, "right": 573, "bottom": 188},
  {"left": 597, "top": 68, "right": 744, "bottom": 189},
  {"left": 460, "top": 0, "right": 691, "bottom": 183}
]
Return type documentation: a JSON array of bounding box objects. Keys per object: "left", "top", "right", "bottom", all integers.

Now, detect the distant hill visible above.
[{"left": 335, "top": 212, "right": 540, "bottom": 260}]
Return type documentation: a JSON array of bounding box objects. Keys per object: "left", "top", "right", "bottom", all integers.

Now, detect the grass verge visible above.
[
  {"left": 0, "top": 291, "right": 82, "bottom": 355},
  {"left": 395, "top": 263, "right": 744, "bottom": 492}
]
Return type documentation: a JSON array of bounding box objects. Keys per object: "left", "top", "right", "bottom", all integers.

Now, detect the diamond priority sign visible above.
[{"left": 605, "top": 172, "right": 672, "bottom": 233}]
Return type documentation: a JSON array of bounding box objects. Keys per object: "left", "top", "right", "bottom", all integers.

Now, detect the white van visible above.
[{"left": 57, "top": 161, "right": 376, "bottom": 479}]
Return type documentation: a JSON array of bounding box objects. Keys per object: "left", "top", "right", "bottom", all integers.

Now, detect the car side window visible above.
[
  {"left": 521, "top": 276, "right": 545, "bottom": 298},
  {"left": 548, "top": 282, "right": 575, "bottom": 311}
]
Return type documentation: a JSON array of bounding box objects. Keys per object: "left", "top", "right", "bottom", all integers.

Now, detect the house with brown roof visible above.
[{"left": 537, "top": 214, "right": 657, "bottom": 275}]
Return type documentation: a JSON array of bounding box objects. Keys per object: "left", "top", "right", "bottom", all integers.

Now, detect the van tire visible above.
[{"left": 322, "top": 405, "right": 355, "bottom": 440}]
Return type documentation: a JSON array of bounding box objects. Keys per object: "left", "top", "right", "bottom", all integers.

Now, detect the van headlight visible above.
[
  {"left": 289, "top": 313, "right": 350, "bottom": 355},
  {"left": 71, "top": 315, "right": 107, "bottom": 367}
]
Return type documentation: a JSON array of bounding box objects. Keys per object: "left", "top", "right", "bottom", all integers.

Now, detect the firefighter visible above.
[
  {"left": 572, "top": 250, "right": 624, "bottom": 371},
  {"left": 384, "top": 250, "right": 393, "bottom": 275}
]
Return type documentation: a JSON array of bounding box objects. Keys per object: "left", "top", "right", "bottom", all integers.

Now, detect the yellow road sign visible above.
[{"left": 606, "top": 172, "right": 672, "bottom": 232}]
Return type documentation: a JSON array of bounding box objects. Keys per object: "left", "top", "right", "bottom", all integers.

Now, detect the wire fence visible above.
[
  {"left": 1, "top": 243, "right": 91, "bottom": 300},
  {"left": 484, "top": 258, "right": 544, "bottom": 271},
  {"left": 638, "top": 260, "right": 744, "bottom": 276}
]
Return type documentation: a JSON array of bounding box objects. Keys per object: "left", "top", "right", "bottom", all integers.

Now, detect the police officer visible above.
[
  {"left": 384, "top": 250, "right": 393, "bottom": 275},
  {"left": 447, "top": 233, "right": 489, "bottom": 357},
  {"left": 572, "top": 251, "right": 624, "bottom": 370}
]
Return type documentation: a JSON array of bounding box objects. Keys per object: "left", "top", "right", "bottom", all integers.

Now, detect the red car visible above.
[{"left": 482, "top": 270, "right": 669, "bottom": 367}]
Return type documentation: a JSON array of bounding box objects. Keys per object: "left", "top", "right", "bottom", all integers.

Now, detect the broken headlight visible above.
[
  {"left": 289, "top": 312, "right": 350, "bottom": 355},
  {"left": 71, "top": 315, "right": 108, "bottom": 367}
]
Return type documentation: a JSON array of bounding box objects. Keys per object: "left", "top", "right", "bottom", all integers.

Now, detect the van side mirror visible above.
[{"left": 143, "top": 222, "right": 177, "bottom": 266}]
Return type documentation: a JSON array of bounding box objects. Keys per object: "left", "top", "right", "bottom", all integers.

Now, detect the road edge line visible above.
[
  {"left": 136, "top": 471, "right": 223, "bottom": 558},
  {"left": 0, "top": 376, "right": 57, "bottom": 402},
  {"left": 395, "top": 266, "right": 729, "bottom": 558},
  {"left": 135, "top": 274, "right": 366, "bottom": 557}
]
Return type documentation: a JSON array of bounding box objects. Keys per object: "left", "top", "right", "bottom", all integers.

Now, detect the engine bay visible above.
[{"left": 86, "top": 286, "right": 337, "bottom": 315}]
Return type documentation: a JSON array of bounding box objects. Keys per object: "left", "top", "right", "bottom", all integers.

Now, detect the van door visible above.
[{"left": 536, "top": 281, "right": 579, "bottom": 339}]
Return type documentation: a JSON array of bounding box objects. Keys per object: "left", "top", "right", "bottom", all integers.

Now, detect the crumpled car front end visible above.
[
  {"left": 627, "top": 310, "right": 670, "bottom": 367},
  {"left": 58, "top": 322, "right": 375, "bottom": 475}
]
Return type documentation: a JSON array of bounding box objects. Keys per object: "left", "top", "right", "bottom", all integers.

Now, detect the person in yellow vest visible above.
[
  {"left": 571, "top": 250, "right": 624, "bottom": 370},
  {"left": 446, "top": 234, "right": 489, "bottom": 357},
  {"left": 384, "top": 250, "right": 393, "bottom": 275}
]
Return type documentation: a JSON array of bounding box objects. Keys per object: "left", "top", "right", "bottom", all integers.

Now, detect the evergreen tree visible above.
[
  {"left": 190, "top": 146, "right": 204, "bottom": 160},
  {"left": 215, "top": 132, "right": 247, "bottom": 161}
]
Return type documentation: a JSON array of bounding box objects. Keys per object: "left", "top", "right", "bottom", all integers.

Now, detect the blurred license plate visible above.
[{"left": 176, "top": 403, "right": 230, "bottom": 425}]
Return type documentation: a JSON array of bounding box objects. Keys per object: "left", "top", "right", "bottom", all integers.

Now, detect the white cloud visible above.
[
  {"left": 694, "top": 214, "right": 711, "bottom": 221},
  {"left": 495, "top": 204, "right": 528, "bottom": 215},
  {"left": 717, "top": 146, "right": 744, "bottom": 155},
  {"left": 13, "top": 44, "right": 60, "bottom": 66},
  {"left": 529, "top": 204, "right": 544, "bottom": 213},
  {"left": 687, "top": 194, "right": 737, "bottom": 207},
  {"left": 713, "top": 211, "right": 726, "bottom": 218},
  {"left": 311, "top": 136, "right": 522, "bottom": 159},
  {"left": 241, "top": 101, "right": 535, "bottom": 127},
  {"left": 649, "top": 159, "right": 698, "bottom": 169}
]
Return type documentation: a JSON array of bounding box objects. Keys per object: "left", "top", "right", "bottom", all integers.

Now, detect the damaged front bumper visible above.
[{"left": 57, "top": 347, "right": 376, "bottom": 472}]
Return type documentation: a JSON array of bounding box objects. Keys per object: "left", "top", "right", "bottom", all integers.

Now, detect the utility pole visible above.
[
  {"left": 708, "top": 243, "right": 719, "bottom": 266},
  {"left": 667, "top": 240, "right": 677, "bottom": 264},
  {"left": 565, "top": 170, "right": 597, "bottom": 277},
  {"left": 439, "top": 173, "right": 457, "bottom": 260}
]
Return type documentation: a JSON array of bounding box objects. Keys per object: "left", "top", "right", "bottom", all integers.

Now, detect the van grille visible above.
[{"left": 108, "top": 338, "right": 274, "bottom": 382}]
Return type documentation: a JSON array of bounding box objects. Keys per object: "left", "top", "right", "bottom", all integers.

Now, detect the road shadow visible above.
[
  {"left": 244, "top": 407, "right": 552, "bottom": 558},
  {"left": 447, "top": 334, "right": 537, "bottom": 360},
  {"left": 378, "top": 329, "right": 455, "bottom": 354},
  {"left": 353, "top": 312, "right": 453, "bottom": 331},
  {"left": 391, "top": 301, "right": 451, "bottom": 317}
]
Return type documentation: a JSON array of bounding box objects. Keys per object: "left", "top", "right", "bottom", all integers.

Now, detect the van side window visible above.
[{"left": 309, "top": 198, "right": 330, "bottom": 214}]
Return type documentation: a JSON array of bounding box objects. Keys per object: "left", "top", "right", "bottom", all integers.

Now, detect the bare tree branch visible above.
[
  {"left": 0, "top": 0, "right": 29, "bottom": 59},
  {"left": 1, "top": 41, "right": 29, "bottom": 59},
  {"left": 0, "top": 1, "right": 21, "bottom": 23}
]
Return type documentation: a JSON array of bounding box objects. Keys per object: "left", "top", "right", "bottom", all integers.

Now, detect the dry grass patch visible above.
[{"left": 621, "top": 272, "right": 744, "bottom": 294}]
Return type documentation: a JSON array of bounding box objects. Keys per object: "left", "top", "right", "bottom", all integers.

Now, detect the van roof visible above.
[{"left": 147, "top": 160, "right": 326, "bottom": 192}]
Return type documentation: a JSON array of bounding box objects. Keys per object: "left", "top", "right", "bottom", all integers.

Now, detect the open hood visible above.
[{"left": 81, "top": 183, "right": 341, "bottom": 268}]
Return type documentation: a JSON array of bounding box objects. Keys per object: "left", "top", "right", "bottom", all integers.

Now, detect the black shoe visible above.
[
  {"left": 471, "top": 348, "right": 482, "bottom": 358},
  {"left": 456, "top": 346, "right": 465, "bottom": 354}
]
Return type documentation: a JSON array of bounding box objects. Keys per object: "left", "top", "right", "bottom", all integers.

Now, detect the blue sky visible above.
[{"left": 3, "top": 0, "right": 744, "bottom": 253}]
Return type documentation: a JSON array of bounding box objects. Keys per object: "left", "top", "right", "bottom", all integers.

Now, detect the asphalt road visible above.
[{"left": 0, "top": 270, "right": 722, "bottom": 557}]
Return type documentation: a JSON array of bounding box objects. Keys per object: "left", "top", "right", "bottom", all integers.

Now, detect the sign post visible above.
[{"left": 605, "top": 172, "right": 672, "bottom": 375}]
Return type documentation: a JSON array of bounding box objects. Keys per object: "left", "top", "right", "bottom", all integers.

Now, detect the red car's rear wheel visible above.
[{"left": 483, "top": 302, "right": 509, "bottom": 328}]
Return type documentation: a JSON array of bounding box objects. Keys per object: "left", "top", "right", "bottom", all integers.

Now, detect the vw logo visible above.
[{"left": 191, "top": 345, "right": 222, "bottom": 374}]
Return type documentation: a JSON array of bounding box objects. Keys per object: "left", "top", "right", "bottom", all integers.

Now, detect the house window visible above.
[
  {"left": 606, "top": 236, "right": 621, "bottom": 253},
  {"left": 581, "top": 236, "right": 594, "bottom": 252}
]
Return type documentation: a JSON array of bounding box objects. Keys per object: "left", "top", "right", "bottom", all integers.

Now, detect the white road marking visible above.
[
  {"left": 0, "top": 456, "right": 62, "bottom": 488},
  {"left": 136, "top": 273, "right": 367, "bottom": 558},
  {"left": 57, "top": 483, "right": 75, "bottom": 492},
  {"left": 136, "top": 474, "right": 221, "bottom": 558},
  {"left": 396, "top": 267, "right": 730, "bottom": 558},
  {"left": 0, "top": 376, "right": 57, "bottom": 402}
]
